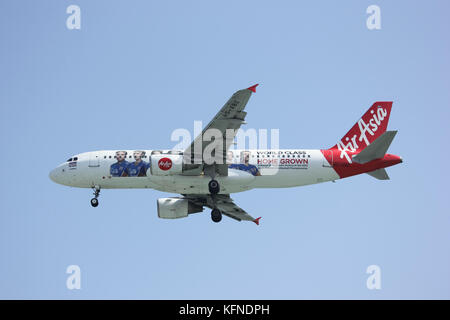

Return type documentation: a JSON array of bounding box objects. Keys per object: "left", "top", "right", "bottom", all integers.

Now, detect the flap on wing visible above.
[
  {"left": 215, "top": 195, "right": 259, "bottom": 224},
  {"left": 183, "top": 194, "right": 260, "bottom": 224}
]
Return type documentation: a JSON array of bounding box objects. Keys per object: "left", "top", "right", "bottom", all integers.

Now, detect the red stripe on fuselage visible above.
[{"left": 320, "top": 149, "right": 402, "bottom": 179}]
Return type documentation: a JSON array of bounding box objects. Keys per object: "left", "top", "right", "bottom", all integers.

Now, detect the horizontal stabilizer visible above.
[
  {"left": 366, "top": 168, "right": 390, "bottom": 180},
  {"left": 353, "top": 131, "right": 397, "bottom": 164}
]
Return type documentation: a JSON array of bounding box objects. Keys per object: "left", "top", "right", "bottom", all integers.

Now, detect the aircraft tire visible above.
[
  {"left": 208, "top": 179, "right": 220, "bottom": 194},
  {"left": 90, "top": 198, "right": 99, "bottom": 207},
  {"left": 211, "top": 208, "right": 222, "bottom": 223}
]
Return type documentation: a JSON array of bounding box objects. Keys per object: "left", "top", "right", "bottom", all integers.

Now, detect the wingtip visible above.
[
  {"left": 253, "top": 217, "right": 262, "bottom": 225},
  {"left": 247, "top": 84, "right": 259, "bottom": 93}
]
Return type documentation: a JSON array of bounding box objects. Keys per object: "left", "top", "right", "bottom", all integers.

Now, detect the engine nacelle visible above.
[
  {"left": 151, "top": 154, "right": 183, "bottom": 176},
  {"left": 157, "top": 197, "right": 203, "bottom": 219}
]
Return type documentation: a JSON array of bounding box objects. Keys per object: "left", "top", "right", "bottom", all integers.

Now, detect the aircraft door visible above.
[{"left": 88, "top": 152, "right": 100, "bottom": 167}]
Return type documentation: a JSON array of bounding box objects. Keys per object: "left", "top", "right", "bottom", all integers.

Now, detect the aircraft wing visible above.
[
  {"left": 183, "top": 194, "right": 261, "bottom": 224},
  {"left": 183, "top": 84, "right": 258, "bottom": 176}
]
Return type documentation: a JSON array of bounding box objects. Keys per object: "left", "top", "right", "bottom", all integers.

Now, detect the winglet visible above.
[
  {"left": 253, "top": 217, "right": 262, "bottom": 225},
  {"left": 247, "top": 84, "right": 259, "bottom": 93}
]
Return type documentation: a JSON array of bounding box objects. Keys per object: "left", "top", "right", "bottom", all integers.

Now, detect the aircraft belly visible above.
[
  {"left": 98, "top": 177, "right": 158, "bottom": 189},
  {"left": 148, "top": 170, "right": 255, "bottom": 194}
]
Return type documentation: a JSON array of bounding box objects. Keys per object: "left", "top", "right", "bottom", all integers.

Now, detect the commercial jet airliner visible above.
[{"left": 49, "top": 84, "right": 402, "bottom": 224}]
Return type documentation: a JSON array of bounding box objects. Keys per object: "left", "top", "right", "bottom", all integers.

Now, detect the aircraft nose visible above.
[{"left": 49, "top": 167, "right": 60, "bottom": 184}]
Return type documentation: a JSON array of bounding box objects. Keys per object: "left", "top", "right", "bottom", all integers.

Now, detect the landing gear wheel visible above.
[
  {"left": 90, "top": 198, "right": 99, "bottom": 207},
  {"left": 211, "top": 208, "right": 222, "bottom": 223},
  {"left": 208, "top": 179, "right": 220, "bottom": 194},
  {"left": 91, "top": 186, "right": 101, "bottom": 207}
]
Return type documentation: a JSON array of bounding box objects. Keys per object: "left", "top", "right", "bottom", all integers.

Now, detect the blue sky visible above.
[{"left": 0, "top": 0, "right": 449, "bottom": 299}]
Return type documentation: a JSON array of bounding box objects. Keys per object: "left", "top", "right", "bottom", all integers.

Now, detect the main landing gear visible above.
[
  {"left": 209, "top": 187, "right": 222, "bottom": 223},
  {"left": 211, "top": 208, "right": 222, "bottom": 223},
  {"left": 90, "top": 186, "right": 100, "bottom": 207},
  {"left": 205, "top": 166, "right": 221, "bottom": 222},
  {"left": 208, "top": 179, "right": 220, "bottom": 222},
  {"left": 208, "top": 179, "right": 220, "bottom": 194}
]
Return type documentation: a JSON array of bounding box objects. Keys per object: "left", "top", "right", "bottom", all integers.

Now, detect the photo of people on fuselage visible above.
[
  {"left": 110, "top": 150, "right": 149, "bottom": 177},
  {"left": 127, "top": 151, "right": 149, "bottom": 177},
  {"left": 226, "top": 150, "right": 234, "bottom": 165},
  {"left": 110, "top": 151, "right": 129, "bottom": 177},
  {"left": 228, "top": 150, "right": 261, "bottom": 176}
]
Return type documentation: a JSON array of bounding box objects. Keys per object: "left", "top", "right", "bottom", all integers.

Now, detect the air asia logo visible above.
[
  {"left": 158, "top": 157, "right": 172, "bottom": 171},
  {"left": 337, "top": 106, "right": 388, "bottom": 164}
]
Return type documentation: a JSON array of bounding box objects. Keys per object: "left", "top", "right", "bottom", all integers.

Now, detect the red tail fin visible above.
[{"left": 330, "top": 102, "right": 393, "bottom": 152}]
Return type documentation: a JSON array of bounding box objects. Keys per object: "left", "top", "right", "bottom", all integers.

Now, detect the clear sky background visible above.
[{"left": 1, "top": 0, "right": 449, "bottom": 299}]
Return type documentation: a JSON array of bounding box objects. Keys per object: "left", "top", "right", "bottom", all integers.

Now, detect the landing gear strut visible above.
[
  {"left": 204, "top": 165, "right": 220, "bottom": 195},
  {"left": 90, "top": 186, "right": 100, "bottom": 207},
  {"left": 208, "top": 179, "right": 220, "bottom": 194},
  {"left": 211, "top": 208, "right": 222, "bottom": 223}
]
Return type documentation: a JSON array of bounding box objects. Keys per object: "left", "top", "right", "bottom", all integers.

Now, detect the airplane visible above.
[{"left": 49, "top": 84, "right": 402, "bottom": 224}]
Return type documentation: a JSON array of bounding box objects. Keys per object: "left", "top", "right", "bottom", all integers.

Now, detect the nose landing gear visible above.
[
  {"left": 90, "top": 198, "right": 99, "bottom": 207},
  {"left": 90, "top": 186, "right": 100, "bottom": 207}
]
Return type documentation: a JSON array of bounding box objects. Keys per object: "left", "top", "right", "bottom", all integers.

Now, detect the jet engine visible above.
[{"left": 157, "top": 197, "right": 203, "bottom": 219}]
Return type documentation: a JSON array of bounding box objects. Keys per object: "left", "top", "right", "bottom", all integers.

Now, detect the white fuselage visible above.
[{"left": 49, "top": 149, "right": 340, "bottom": 194}]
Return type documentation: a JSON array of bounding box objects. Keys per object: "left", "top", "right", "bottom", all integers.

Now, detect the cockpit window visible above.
[
  {"left": 67, "top": 158, "right": 73, "bottom": 162},
  {"left": 73, "top": 157, "right": 78, "bottom": 161}
]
